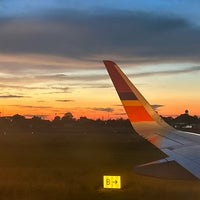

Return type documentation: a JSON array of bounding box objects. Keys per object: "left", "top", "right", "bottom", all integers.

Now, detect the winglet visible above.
[{"left": 103, "top": 60, "right": 156, "bottom": 123}]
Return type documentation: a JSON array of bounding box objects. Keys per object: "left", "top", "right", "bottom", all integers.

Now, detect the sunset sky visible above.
[{"left": 0, "top": 0, "right": 200, "bottom": 120}]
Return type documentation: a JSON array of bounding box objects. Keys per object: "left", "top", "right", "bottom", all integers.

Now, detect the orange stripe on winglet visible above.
[
  {"left": 122, "top": 100, "right": 142, "bottom": 106},
  {"left": 124, "top": 106, "right": 154, "bottom": 122}
]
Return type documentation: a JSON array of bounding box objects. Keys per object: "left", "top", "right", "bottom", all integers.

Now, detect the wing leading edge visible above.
[{"left": 103, "top": 60, "right": 200, "bottom": 180}]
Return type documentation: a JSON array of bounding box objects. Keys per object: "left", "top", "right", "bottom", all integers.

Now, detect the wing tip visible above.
[{"left": 103, "top": 60, "right": 117, "bottom": 67}]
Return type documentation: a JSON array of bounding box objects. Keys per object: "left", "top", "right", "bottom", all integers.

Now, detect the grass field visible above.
[{"left": 0, "top": 124, "right": 199, "bottom": 199}]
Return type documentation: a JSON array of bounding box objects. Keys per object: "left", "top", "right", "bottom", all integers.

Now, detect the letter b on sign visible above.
[{"left": 103, "top": 175, "right": 121, "bottom": 189}]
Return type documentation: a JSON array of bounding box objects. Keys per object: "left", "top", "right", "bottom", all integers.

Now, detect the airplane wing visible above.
[{"left": 103, "top": 60, "right": 200, "bottom": 180}]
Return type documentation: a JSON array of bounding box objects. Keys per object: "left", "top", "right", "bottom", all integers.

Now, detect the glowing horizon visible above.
[{"left": 0, "top": 56, "right": 199, "bottom": 121}]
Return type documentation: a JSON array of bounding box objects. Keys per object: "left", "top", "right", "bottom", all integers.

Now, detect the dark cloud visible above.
[
  {"left": 37, "top": 73, "right": 107, "bottom": 82},
  {"left": 130, "top": 66, "right": 200, "bottom": 78},
  {"left": 37, "top": 74, "right": 68, "bottom": 81},
  {"left": 0, "top": 83, "right": 71, "bottom": 94},
  {"left": 51, "top": 86, "right": 69, "bottom": 91},
  {"left": 0, "top": 95, "right": 25, "bottom": 98},
  {"left": 151, "top": 104, "right": 164, "bottom": 110},
  {"left": 56, "top": 99, "right": 74, "bottom": 102},
  {"left": 0, "top": 73, "right": 108, "bottom": 87},
  {"left": 90, "top": 107, "right": 114, "bottom": 112},
  {"left": 0, "top": 11, "right": 200, "bottom": 64},
  {"left": 0, "top": 83, "right": 46, "bottom": 90},
  {"left": 82, "top": 84, "right": 111, "bottom": 89},
  {"left": 9, "top": 105, "right": 52, "bottom": 109}
]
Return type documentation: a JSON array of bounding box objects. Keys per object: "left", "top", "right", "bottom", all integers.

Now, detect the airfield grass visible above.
[{"left": 0, "top": 124, "right": 199, "bottom": 199}]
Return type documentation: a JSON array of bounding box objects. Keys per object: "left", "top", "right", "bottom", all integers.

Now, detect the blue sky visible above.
[
  {"left": 1, "top": 0, "right": 200, "bottom": 22},
  {"left": 0, "top": 0, "right": 200, "bottom": 119}
]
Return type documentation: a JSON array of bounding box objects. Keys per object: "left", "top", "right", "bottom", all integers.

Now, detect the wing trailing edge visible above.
[{"left": 135, "top": 159, "right": 197, "bottom": 180}]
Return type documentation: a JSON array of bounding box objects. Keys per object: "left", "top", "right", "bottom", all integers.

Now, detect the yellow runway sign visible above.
[{"left": 103, "top": 175, "right": 121, "bottom": 189}]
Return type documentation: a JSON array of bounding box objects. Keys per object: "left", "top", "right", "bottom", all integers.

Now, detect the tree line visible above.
[{"left": 0, "top": 110, "right": 199, "bottom": 134}]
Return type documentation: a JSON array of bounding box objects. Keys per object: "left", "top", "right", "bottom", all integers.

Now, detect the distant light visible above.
[{"left": 103, "top": 175, "right": 121, "bottom": 189}]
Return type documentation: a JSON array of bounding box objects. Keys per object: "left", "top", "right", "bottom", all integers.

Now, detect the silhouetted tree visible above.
[
  {"left": 53, "top": 116, "right": 61, "bottom": 122},
  {"left": 61, "top": 112, "right": 74, "bottom": 122},
  {"left": 174, "top": 110, "right": 199, "bottom": 128},
  {"left": 12, "top": 114, "right": 26, "bottom": 121},
  {"left": 162, "top": 116, "right": 174, "bottom": 126}
]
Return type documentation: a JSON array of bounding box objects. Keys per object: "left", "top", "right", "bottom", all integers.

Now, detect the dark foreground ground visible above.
[{"left": 0, "top": 123, "right": 199, "bottom": 200}]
